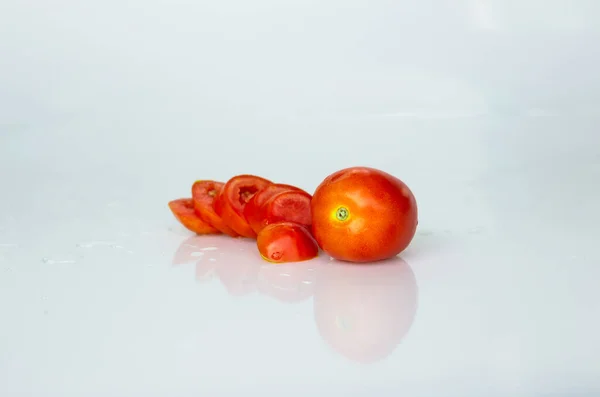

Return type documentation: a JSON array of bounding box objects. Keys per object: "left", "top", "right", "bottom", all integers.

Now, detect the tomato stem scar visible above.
[{"left": 336, "top": 207, "right": 349, "bottom": 221}]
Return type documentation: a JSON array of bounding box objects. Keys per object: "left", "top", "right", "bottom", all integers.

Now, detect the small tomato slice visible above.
[
  {"left": 192, "top": 180, "right": 239, "bottom": 237},
  {"left": 257, "top": 222, "right": 319, "bottom": 263},
  {"left": 216, "top": 174, "right": 272, "bottom": 238},
  {"left": 258, "top": 190, "right": 312, "bottom": 233},
  {"left": 168, "top": 198, "right": 221, "bottom": 235},
  {"left": 244, "top": 183, "right": 307, "bottom": 234}
]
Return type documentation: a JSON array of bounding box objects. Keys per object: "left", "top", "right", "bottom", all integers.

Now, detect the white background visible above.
[{"left": 1, "top": 1, "right": 599, "bottom": 396}]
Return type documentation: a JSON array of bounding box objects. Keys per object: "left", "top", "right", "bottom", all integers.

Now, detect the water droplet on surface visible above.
[
  {"left": 42, "top": 258, "right": 76, "bottom": 264},
  {"left": 208, "top": 258, "right": 217, "bottom": 262},
  {"left": 468, "top": 226, "right": 484, "bottom": 234},
  {"left": 201, "top": 247, "right": 218, "bottom": 251},
  {"left": 191, "top": 252, "right": 204, "bottom": 257}
]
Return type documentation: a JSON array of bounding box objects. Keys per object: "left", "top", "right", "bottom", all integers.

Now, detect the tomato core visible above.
[
  {"left": 239, "top": 187, "right": 258, "bottom": 205},
  {"left": 336, "top": 207, "right": 349, "bottom": 222}
]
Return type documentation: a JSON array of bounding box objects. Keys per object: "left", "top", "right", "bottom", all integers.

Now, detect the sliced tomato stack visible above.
[
  {"left": 168, "top": 174, "right": 318, "bottom": 263},
  {"left": 169, "top": 167, "right": 419, "bottom": 264}
]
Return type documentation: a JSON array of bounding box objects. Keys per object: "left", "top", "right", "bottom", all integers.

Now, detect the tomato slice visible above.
[
  {"left": 168, "top": 198, "right": 221, "bottom": 235},
  {"left": 215, "top": 174, "right": 272, "bottom": 238},
  {"left": 192, "top": 180, "right": 239, "bottom": 237},
  {"left": 244, "top": 183, "right": 307, "bottom": 234},
  {"left": 258, "top": 190, "right": 312, "bottom": 233},
  {"left": 257, "top": 222, "right": 319, "bottom": 263}
]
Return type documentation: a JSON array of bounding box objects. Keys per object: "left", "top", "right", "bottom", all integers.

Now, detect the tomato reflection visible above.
[
  {"left": 314, "top": 258, "right": 418, "bottom": 363},
  {"left": 173, "top": 237, "right": 418, "bottom": 363},
  {"left": 256, "top": 261, "right": 317, "bottom": 303}
]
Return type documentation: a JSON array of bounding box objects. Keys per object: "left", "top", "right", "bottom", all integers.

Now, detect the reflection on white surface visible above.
[
  {"left": 173, "top": 235, "right": 418, "bottom": 363},
  {"left": 313, "top": 259, "right": 417, "bottom": 364}
]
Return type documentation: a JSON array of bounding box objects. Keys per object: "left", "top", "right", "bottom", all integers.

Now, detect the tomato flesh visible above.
[
  {"left": 244, "top": 183, "right": 307, "bottom": 234},
  {"left": 216, "top": 174, "right": 272, "bottom": 238},
  {"left": 257, "top": 222, "right": 319, "bottom": 263},
  {"left": 168, "top": 198, "right": 221, "bottom": 235},
  {"left": 310, "top": 167, "right": 418, "bottom": 262},
  {"left": 192, "top": 180, "right": 239, "bottom": 237},
  {"left": 261, "top": 190, "right": 312, "bottom": 232}
]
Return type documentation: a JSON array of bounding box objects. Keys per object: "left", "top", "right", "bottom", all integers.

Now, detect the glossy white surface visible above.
[{"left": 1, "top": 1, "right": 600, "bottom": 396}]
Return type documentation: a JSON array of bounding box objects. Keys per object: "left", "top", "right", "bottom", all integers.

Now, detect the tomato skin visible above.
[
  {"left": 192, "top": 180, "right": 239, "bottom": 237},
  {"left": 216, "top": 174, "right": 272, "bottom": 238},
  {"left": 257, "top": 222, "right": 319, "bottom": 263},
  {"left": 311, "top": 167, "right": 418, "bottom": 263},
  {"left": 244, "top": 183, "right": 305, "bottom": 234},
  {"left": 260, "top": 190, "right": 312, "bottom": 232},
  {"left": 168, "top": 198, "right": 221, "bottom": 235}
]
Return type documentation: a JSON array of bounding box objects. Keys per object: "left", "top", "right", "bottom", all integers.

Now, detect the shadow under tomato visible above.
[{"left": 313, "top": 257, "right": 418, "bottom": 364}]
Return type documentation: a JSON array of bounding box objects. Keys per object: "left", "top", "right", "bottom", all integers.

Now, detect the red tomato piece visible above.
[
  {"left": 257, "top": 222, "right": 319, "bottom": 263},
  {"left": 311, "top": 166, "right": 418, "bottom": 263},
  {"left": 168, "top": 198, "right": 221, "bottom": 235},
  {"left": 192, "top": 180, "right": 239, "bottom": 237},
  {"left": 244, "top": 183, "right": 307, "bottom": 234},
  {"left": 215, "top": 174, "right": 272, "bottom": 238},
  {"left": 258, "top": 190, "right": 312, "bottom": 233}
]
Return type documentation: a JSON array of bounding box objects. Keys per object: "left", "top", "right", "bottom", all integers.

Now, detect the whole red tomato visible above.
[{"left": 311, "top": 167, "right": 417, "bottom": 262}]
